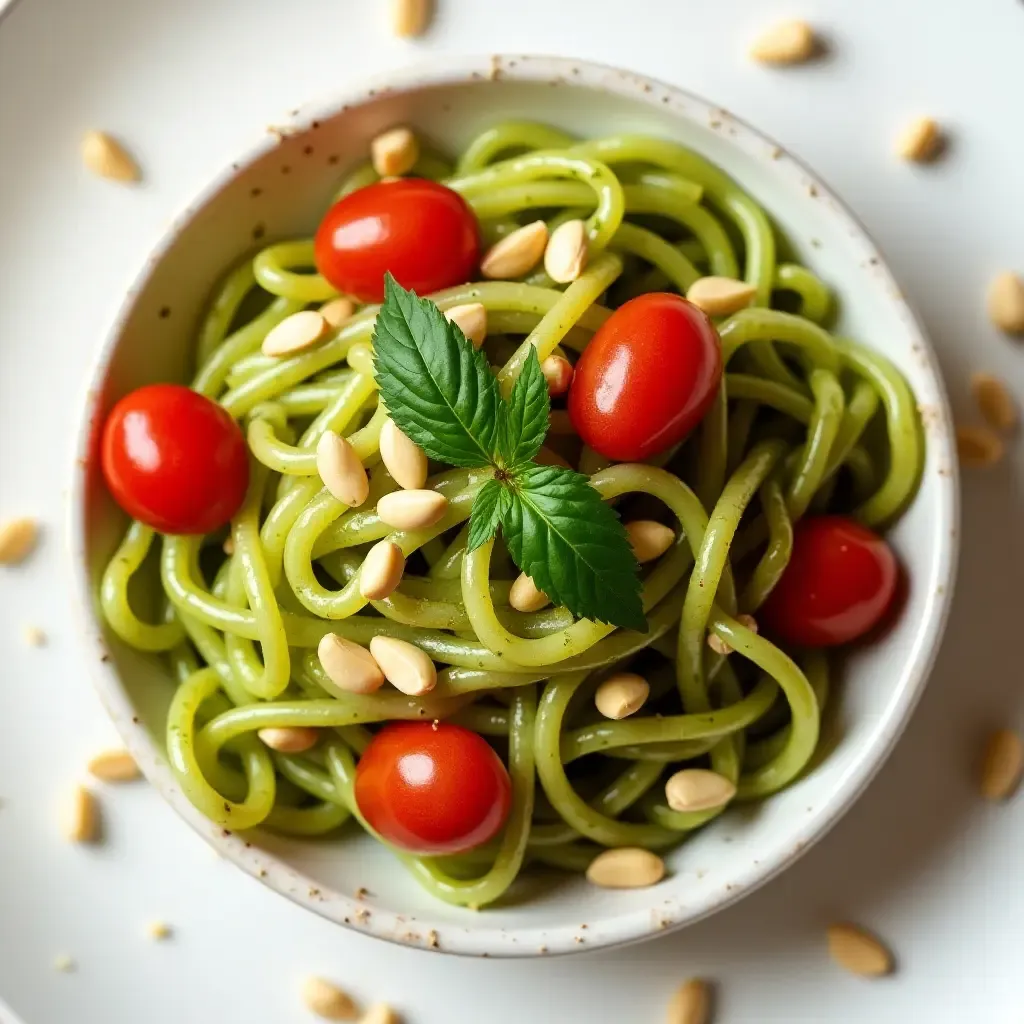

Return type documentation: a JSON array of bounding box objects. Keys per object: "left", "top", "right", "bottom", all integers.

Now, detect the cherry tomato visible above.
[
  {"left": 568, "top": 293, "right": 722, "bottom": 462},
  {"left": 100, "top": 383, "right": 249, "bottom": 535},
  {"left": 314, "top": 179, "right": 480, "bottom": 303},
  {"left": 354, "top": 722, "right": 511, "bottom": 855},
  {"left": 760, "top": 516, "right": 899, "bottom": 647}
]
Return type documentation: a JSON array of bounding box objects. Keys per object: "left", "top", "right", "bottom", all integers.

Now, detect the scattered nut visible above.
[
  {"left": 80, "top": 130, "right": 140, "bottom": 182},
  {"left": 390, "top": 0, "right": 431, "bottom": 37},
  {"left": 686, "top": 276, "right": 757, "bottom": 317},
  {"left": 0, "top": 517, "right": 39, "bottom": 565},
  {"left": 707, "top": 613, "right": 758, "bottom": 655},
  {"left": 956, "top": 425, "right": 1004, "bottom": 468},
  {"left": 896, "top": 117, "right": 943, "bottom": 162},
  {"left": 665, "top": 769, "right": 737, "bottom": 812},
  {"left": 359, "top": 540, "right": 406, "bottom": 601},
  {"left": 53, "top": 954, "right": 76, "bottom": 973},
  {"left": 480, "top": 221, "right": 549, "bottom": 280},
  {"left": 62, "top": 785, "right": 99, "bottom": 843},
  {"left": 979, "top": 728, "right": 1023, "bottom": 801},
  {"left": 379, "top": 418, "right": 428, "bottom": 490},
  {"left": 585, "top": 847, "right": 665, "bottom": 889},
  {"left": 319, "top": 297, "right": 356, "bottom": 329},
  {"left": 376, "top": 489, "right": 448, "bottom": 530},
  {"left": 370, "top": 127, "right": 419, "bottom": 178},
  {"left": 544, "top": 218, "right": 589, "bottom": 283},
  {"left": 971, "top": 372, "right": 1018, "bottom": 432},
  {"left": 667, "top": 978, "right": 712, "bottom": 1024},
  {"left": 445, "top": 302, "right": 487, "bottom": 348},
  {"left": 146, "top": 921, "right": 172, "bottom": 941},
  {"left": 223, "top": 536, "right": 235, "bottom": 556},
  {"left": 301, "top": 976, "right": 359, "bottom": 1021},
  {"left": 541, "top": 354, "right": 574, "bottom": 396},
  {"left": 257, "top": 727, "right": 320, "bottom": 754},
  {"left": 87, "top": 749, "right": 140, "bottom": 783},
  {"left": 317, "top": 431, "right": 370, "bottom": 507},
  {"left": 594, "top": 672, "right": 650, "bottom": 720},
  {"left": 317, "top": 635, "right": 385, "bottom": 695},
  {"left": 749, "top": 19, "right": 816, "bottom": 65},
  {"left": 263, "top": 310, "right": 329, "bottom": 357},
  {"left": 625, "top": 520, "right": 675, "bottom": 563},
  {"left": 826, "top": 923, "right": 894, "bottom": 977},
  {"left": 23, "top": 625, "right": 46, "bottom": 647},
  {"left": 369, "top": 636, "right": 437, "bottom": 696},
  {"left": 509, "top": 572, "right": 551, "bottom": 613},
  {"left": 987, "top": 271, "right": 1024, "bottom": 334},
  {"left": 361, "top": 1004, "right": 401, "bottom": 1024}
]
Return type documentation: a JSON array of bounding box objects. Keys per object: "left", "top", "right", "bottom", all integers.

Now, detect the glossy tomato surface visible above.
[
  {"left": 354, "top": 721, "right": 511, "bottom": 855},
  {"left": 760, "top": 516, "right": 899, "bottom": 647},
  {"left": 568, "top": 293, "right": 722, "bottom": 462},
  {"left": 100, "top": 383, "right": 249, "bottom": 535},
  {"left": 314, "top": 179, "right": 480, "bottom": 303}
]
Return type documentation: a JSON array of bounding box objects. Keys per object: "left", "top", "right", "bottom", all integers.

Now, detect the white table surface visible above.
[{"left": 1, "top": 0, "right": 1022, "bottom": 1021}]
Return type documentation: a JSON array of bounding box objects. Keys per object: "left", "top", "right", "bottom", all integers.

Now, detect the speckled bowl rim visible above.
[{"left": 67, "top": 54, "right": 959, "bottom": 959}]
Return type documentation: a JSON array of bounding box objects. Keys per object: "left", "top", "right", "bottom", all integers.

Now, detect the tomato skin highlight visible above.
[
  {"left": 354, "top": 722, "right": 512, "bottom": 855},
  {"left": 760, "top": 516, "right": 899, "bottom": 648},
  {"left": 314, "top": 179, "right": 480, "bottom": 303},
  {"left": 567, "top": 293, "right": 722, "bottom": 463},
  {"left": 100, "top": 383, "right": 249, "bottom": 535}
]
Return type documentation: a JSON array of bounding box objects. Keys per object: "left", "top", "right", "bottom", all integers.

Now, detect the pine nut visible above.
[
  {"left": 361, "top": 1005, "right": 400, "bottom": 1024},
  {"left": 594, "top": 672, "right": 649, "bottom": 720},
  {"left": 146, "top": 920, "right": 172, "bottom": 940},
  {"left": 544, "top": 218, "right": 589, "bottom": 283},
  {"left": 81, "top": 130, "right": 140, "bottom": 182},
  {"left": 979, "top": 728, "right": 1023, "bottom": 801},
  {"left": 360, "top": 540, "right": 406, "bottom": 600},
  {"left": 987, "top": 271, "right": 1024, "bottom": 334},
  {"left": 62, "top": 785, "right": 99, "bottom": 843},
  {"left": 371, "top": 127, "right": 419, "bottom": 178},
  {"left": 826, "top": 923, "right": 894, "bottom": 977},
  {"left": 262, "top": 310, "right": 328, "bottom": 357},
  {"left": 317, "top": 431, "right": 370, "bottom": 507},
  {"left": 896, "top": 117, "right": 942, "bottom": 162},
  {"left": 301, "top": 976, "right": 359, "bottom": 1021},
  {"left": 369, "top": 636, "right": 437, "bottom": 696},
  {"left": 480, "top": 221, "right": 548, "bottom": 280},
  {"left": 749, "top": 20, "right": 816, "bottom": 64},
  {"left": 87, "top": 749, "right": 140, "bottom": 782},
  {"left": 53, "top": 954, "right": 76, "bottom": 973},
  {"left": 665, "top": 769, "right": 737, "bottom": 812},
  {"left": 585, "top": 847, "right": 665, "bottom": 889},
  {"left": 376, "top": 489, "right": 448, "bottom": 530},
  {"left": 257, "top": 726, "right": 320, "bottom": 753},
  {"left": 390, "top": 0, "right": 431, "bottom": 37},
  {"left": 379, "top": 418, "right": 428, "bottom": 490},
  {"left": 667, "top": 978, "right": 712, "bottom": 1024},
  {"left": 0, "top": 517, "right": 39, "bottom": 565},
  {"left": 541, "top": 355, "right": 574, "bottom": 396},
  {"left": 686, "top": 276, "right": 757, "bottom": 317},
  {"left": 971, "top": 372, "right": 1018, "bottom": 432},
  {"left": 625, "top": 520, "right": 675, "bottom": 563},
  {"left": 23, "top": 625, "right": 46, "bottom": 647},
  {"left": 445, "top": 302, "right": 487, "bottom": 348},
  {"left": 956, "top": 425, "right": 1004, "bottom": 468},
  {"left": 317, "top": 634, "right": 385, "bottom": 695},
  {"left": 319, "top": 297, "right": 356, "bottom": 329},
  {"left": 509, "top": 572, "right": 551, "bottom": 612},
  {"left": 707, "top": 613, "right": 758, "bottom": 655}
]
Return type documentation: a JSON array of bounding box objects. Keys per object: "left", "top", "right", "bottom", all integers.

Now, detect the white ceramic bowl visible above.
[{"left": 68, "top": 55, "right": 958, "bottom": 958}]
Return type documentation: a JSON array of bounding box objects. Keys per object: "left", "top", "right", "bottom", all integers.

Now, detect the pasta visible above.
[{"left": 99, "top": 122, "right": 923, "bottom": 908}]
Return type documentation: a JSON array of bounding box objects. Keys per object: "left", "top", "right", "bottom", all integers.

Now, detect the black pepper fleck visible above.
[
  {"left": 158, "top": 306, "right": 171, "bottom": 319},
  {"left": 252, "top": 223, "right": 266, "bottom": 241}
]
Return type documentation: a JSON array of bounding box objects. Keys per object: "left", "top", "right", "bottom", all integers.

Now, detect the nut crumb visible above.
[
  {"left": 23, "top": 625, "right": 46, "bottom": 647},
  {"left": 53, "top": 954, "right": 76, "bottom": 973},
  {"left": 427, "top": 929, "right": 439, "bottom": 948},
  {"left": 146, "top": 921, "right": 172, "bottom": 941}
]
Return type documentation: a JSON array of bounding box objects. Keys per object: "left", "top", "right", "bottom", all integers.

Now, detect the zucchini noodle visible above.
[{"left": 99, "top": 123, "right": 923, "bottom": 908}]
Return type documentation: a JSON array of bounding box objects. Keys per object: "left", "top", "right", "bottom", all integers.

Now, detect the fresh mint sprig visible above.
[{"left": 372, "top": 273, "right": 646, "bottom": 631}]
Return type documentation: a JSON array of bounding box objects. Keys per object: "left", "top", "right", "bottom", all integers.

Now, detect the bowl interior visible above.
[{"left": 72, "top": 56, "right": 957, "bottom": 957}]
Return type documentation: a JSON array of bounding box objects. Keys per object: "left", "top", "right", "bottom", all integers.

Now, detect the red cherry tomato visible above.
[
  {"left": 568, "top": 293, "right": 722, "bottom": 462},
  {"left": 760, "top": 516, "right": 899, "bottom": 648},
  {"left": 100, "top": 383, "right": 249, "bottom": 535},
  {"left": 314, "top": 179, "right": 480, "bottom": 303},
  {"left": 354, "top": 722, "right": 512, "bottom": 855}
]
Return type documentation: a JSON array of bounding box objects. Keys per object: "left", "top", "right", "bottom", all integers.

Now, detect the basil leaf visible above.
[
  {"left": 497, "top": 346, "right": 549, "bottom": 470},
  {"left": 372, "top": 274, "right": 500, "bottom": 467},
  {"left": 466, "top": 479, "right": 512, "bottom": 552},
  {"left": 501, "top": 465, "right": 646, "bottom": 630}
]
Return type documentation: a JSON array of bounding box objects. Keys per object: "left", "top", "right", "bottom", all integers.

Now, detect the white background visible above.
[{"left": 1, "top": 0, "right": 1022, "bottom": 1021}]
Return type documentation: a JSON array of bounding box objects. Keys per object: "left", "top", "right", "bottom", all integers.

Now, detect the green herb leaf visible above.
[
  {"left": 372, "top": 274, "right": 500, "bottom": 467},
  {"left": 497, "top": 345, "right": 550, "bottom": 470},
  {"left": 501, "top": 465, "right": 646, "bottom": 630},
  {"left": 467, "top": 478, "right": 512, "bottom": 552}
]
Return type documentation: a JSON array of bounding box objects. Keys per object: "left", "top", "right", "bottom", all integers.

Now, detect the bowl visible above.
[{"left": 68, "top": 54, "right": 958, "bottom": 958}]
